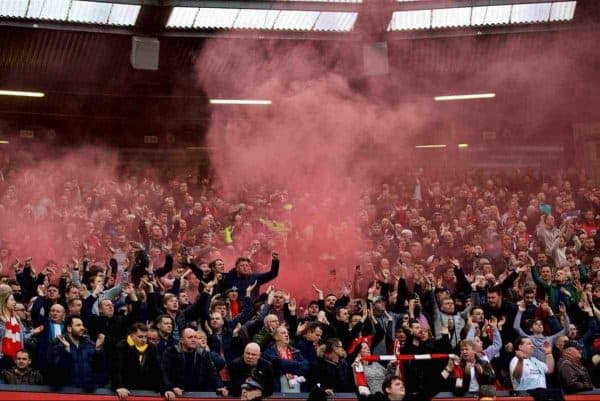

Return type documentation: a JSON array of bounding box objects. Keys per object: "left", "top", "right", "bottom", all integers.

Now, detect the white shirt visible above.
[
  {"left": 509, "top": 356, "right": 548, "bottom": 391},
  {"left": 51, "top": 323, "right": 62, "bottom": 338},
  {"left": 468, "top": 365, "right": 479, "bottom": 392}
]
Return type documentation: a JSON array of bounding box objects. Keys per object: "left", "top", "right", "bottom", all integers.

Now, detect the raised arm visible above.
[
  {"left": 513, "top": 307, "right": 528, "bottom": 337},
  {"left": 254, "top": 253, "right": 280, "bottom": 286}
]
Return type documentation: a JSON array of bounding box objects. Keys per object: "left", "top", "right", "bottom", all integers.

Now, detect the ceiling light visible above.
[
  {"left": 0, "top": 90, "right": 45, "bottom": 98},
  {"left": 210, "top": 99, "right": 271, "bottom": 105},
  {"left": 0, "top": 141, "right": 8, "bottom": 144},
  {"left": 458, "top": 143, "right": 469, "bottom": 148},
  {"left": 415, "top": 144, "right": 446, "bottom": 148},
  {"left": 434, "top": 93, "right": 495, "bottom": 101}
]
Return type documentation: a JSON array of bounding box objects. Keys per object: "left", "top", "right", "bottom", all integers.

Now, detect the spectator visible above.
[
  {"left": 153, "top": 314, "right": 176, "bottom": 357},
  {"left": 47, "top": 316, "right": 105, "bottom": 390},
  {"left": 513, "top": 301, "right": 570, "bottom": 362},
  {"left": 1, "top": 349, "right": 43, "bottom": 385},
  {"left": 263, "top": 326, "right": 309, "bottom": 393},
  {"left": 240, "top": 378, "right": 264, "bottom": 401},
  {"left": 112, "top": 323, "right": 165, "bottom": 400},
  {"left": 252, "top": 314, "right": 279, "bottom": 349},
  {"left": 295, "top": 321, "right": 322, "bottom": 385},
  {"left": 222, "top": 254, "right": 280, "bottom": 298},
  {"left": 509, "top": 336, "right": 554, "bottom": 391},
  {"left": 230, "top": 342, "right": 276, "bottom": 397},
  {"left": 315, "top": 337, "right": 354, "bottom": 394},
  {"left": 451, "top": 340, "right": 496, "bottom": 396},
  {"left": 349, "top": 337, "right": 387, "bottom": 396},
  {"left": 556, "top": 340, "right": 594, "bottom": 393},
  {"left": 0, "top": 285, "right": 25, "bottom": 367},
  {"left": 478, "top": 384, "right": 497, "bottom": 401},
  {"left": 157, "top": 285, "right": 209, "bottom": 342},
  {"left": 161, "top": 328, "right": 228, "bottom": 399}
]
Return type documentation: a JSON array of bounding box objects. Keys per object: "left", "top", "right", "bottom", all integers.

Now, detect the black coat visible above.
[
  {"left": 83, "top": 299, "right": 140, "bottom": 370},
  {"left": 112, "top": 340, "right": 165, "bottom": 394},
  {"left": 229, "top": 357, "right": 276, "bottom": 397},
  {"left": 315, "top": 357, "right": 354, "bottom": 393},
  {"left": 160, "top": 345, "right": 223, "bottom": 392}
]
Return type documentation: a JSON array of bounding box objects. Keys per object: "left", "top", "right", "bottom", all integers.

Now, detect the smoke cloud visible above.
[{"left": 194, "top": 39, "right": 436, "bottom": 297}]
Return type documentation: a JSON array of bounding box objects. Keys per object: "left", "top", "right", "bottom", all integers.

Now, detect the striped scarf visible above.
[{"left": 2, "top": 315, "right": 22, "bottom": 360}]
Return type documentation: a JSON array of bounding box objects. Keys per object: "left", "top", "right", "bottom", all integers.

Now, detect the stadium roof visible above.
[{"left": 0, "top": 0, "right": 580, "bottom": 36}]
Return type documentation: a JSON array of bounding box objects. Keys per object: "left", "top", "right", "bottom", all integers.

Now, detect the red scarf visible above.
[
  {"left": 2, "top": 315, "right": 22, "bottom": 360},
  {"left": 230, "top": 300, "right": 239, "bottom": 318},
  {"left": 277, "top": 346, "right": 296, "bottom": 381}
]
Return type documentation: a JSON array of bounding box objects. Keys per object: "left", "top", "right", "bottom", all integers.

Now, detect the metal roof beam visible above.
[{"left": 162, "top": 1, "right": 362, "bottom": 12}]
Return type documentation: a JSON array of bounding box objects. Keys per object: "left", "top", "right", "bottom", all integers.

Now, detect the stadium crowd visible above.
[{"left": 0, "top": 151, "right": 600, "bottom": 401}]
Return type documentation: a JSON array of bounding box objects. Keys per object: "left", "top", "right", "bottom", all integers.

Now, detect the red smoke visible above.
[
  {"left": 194, "top": 39, "right": 436, "bottom": 298},
  {"left": 0, "top": 145, "right": 121, "bottom": 279}
]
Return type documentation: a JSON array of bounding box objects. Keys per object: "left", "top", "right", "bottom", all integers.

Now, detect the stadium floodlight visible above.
[
  {"left": 0, "top": 90, "right": 45, "bottom": 98},
  {"left": 434, "top": 93, "right": 495, "bottom": 101},
  {"left": 210, "top": 99, "right": 272, "bottom": 105}
]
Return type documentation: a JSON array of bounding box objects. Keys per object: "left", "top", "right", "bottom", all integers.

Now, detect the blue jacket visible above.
[
  {"left": 49, "top": 337, "right": 105, "bottom": 390},
  {"left": 262, "top": 344, "right": 309, "bottom": 392},
  {"left": 295, "top": 338, "right": 318, "bottom": 367},
  {"left": 222, "top": 259, "right": 279, "bottom": 298}
]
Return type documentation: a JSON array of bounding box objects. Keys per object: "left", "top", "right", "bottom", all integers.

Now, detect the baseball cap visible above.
[
  {"left": 563, "top": 340, "right": 582, "bottom": 351},
  {"left": 241, "top": 379, "right": 264, "bottom": 391}
]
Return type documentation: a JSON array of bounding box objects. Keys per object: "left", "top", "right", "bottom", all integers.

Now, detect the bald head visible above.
[
  {"left": 180, "top": 328, "right": 198, "bottom": 352},
  {"left": 49, "top": 303, "right": 65, "bottom": 323},
  {"left": 244, "top": 342, "right": 261, "bottom": 366}
]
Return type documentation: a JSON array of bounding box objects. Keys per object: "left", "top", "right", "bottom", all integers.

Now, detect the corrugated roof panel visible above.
[
  {"left": 233, "top": 9, "right": 279, "bottom": 29},
  {"left": 550, "top": 1, "right": 576, "bottom": 21},
  {"left": 39, "top": 0, "right": 71, "bottom": 21},
  {"left": 511, "top": 3, "right": 551, "bottom": 23},
  {"left": 166, "top": 7, "right": 199, "bottom": 28},
  {"left": 273, "top": 10, "right": 320, "bottom": 30},
  {"left": 108, "top": 4, "right": 140, "bottom": 26},
  {"left": 26, "top": 0, "right": 46, "bottom": 18},
  {"left": 0, "top": 0, "right": 28, "bottom": 17},
  {"left": 432, "top": 7, "right": 471, "bottom": 28},
  {"left": 471, "top": 5, "right": 511, "bottom": 25},
  {"left": 68, "top": 1, "right": 111, "bottom": 24},
  {"left": 389, "top": 9, "right": 431, "bottom": 31},
  {"left": 194, "top": 8, "right": 239, "bottom": 29},
  {"left": 313, "top": 11, "right": 357, "bottom": 31}
]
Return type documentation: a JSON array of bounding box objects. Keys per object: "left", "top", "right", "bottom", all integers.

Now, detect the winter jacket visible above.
[
  {"left": 229, "top": 356, "right": 276, "bottom": 397},
  {"left": 315, "top": 356, "right": 354, "bottom": 393},
  {"left": 262, "top": 344, "right": 309, "bottom": 392},
  {"left": 222, "top": 258, "right": 279, "bottom": 298},
  {"left": 48, "top": 336, "right": 105, "bottom": 390},
  {"left": 112, "top": 339, "right": 165, "bottom": 394},
  {"left": 160, "top": 345, "right": 222, "bottom": 392}
]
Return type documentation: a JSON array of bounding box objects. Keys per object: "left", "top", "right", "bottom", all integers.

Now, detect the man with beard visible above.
[
  {"left": 315, "top": 337, "right": 354, "bottom": 395},
  {"left": 400, "top": 320, "right": 451, "bottom": 397},
  {"left": 48, "top": 316, "right": 106, "bottom": 390}
]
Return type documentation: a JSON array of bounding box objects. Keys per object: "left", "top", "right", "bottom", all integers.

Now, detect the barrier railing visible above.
[{"left": 0, "top": 385, "right": 600, "bottom": 401}]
